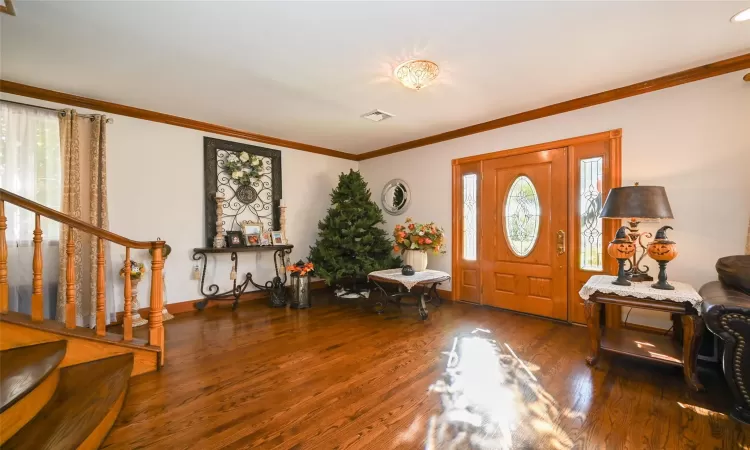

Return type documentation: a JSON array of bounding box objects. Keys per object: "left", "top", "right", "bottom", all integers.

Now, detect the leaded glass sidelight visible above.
[
  {"left": 580, "top": 157, "right": 603, "bottom": 270},
  {"left": 504, "top": 176, "right": 540, "bottom": 257},
  {"left": 462, "top": 174, "right": 478, "bottom": 260}
]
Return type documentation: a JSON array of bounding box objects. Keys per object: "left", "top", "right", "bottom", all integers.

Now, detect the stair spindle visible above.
[
  {"left": 65, "top": 227, "right": 76, "bottom": 328},
  {"left": 148, "top": 244, "right": 165, "bottom": 364},
  {"left": 96, "top": 238, "right": 106, "bottom": 336},
  {"left": 0, "top": 201, "right": 7, "bottom": 314},
  {"left": 31, "top": 214, "right": 43, "bottom": 321},
  {"left": 123, "top": 248, "right": 132, "bottom": 341}
]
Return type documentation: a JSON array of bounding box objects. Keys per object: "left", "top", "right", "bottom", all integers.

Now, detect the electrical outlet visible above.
[{"left": 191, "top": 265, "right": 200, "bottom": 280}]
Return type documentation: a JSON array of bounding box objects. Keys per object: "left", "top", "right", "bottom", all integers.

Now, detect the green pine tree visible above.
[{"left": 309, "top": 170, "right": 401, "bottom": 287}]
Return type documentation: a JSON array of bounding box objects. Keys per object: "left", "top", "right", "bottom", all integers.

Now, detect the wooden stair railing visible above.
[{"left": 0, "top": 188, "right": 166, "bottom": 364}]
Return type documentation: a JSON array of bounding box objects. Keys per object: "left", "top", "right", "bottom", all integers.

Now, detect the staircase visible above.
[{"left": 0, "top": 189, "right": 167, "bottom": 448}]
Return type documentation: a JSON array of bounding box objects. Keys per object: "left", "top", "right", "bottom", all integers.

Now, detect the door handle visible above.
[{"left": 557, "top": 230, "right": 566, "bottom": 255}]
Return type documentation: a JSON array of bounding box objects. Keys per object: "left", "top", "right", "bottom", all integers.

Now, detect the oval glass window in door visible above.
[{"left": 504, "top": 175, "right": 541, "bottom": 257}]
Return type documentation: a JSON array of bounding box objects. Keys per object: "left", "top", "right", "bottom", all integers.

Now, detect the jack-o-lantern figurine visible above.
[
  {"left": 648, "top": 226, "right": 677, "bottom": 290},
  {"left": 607, "top": 226, "right": 636, "bottom": 286}
]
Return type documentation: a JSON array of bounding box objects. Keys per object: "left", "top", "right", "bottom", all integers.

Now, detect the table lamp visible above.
[{"left": 599, "top": 183, "right": 674, "bottom": 282}]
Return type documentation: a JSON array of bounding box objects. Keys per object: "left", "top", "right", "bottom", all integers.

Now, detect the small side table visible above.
[
  {"left": 368, "top": 269, "right": 450, "bottom": 320},
  {"left": 580, "top": 275, "right": 705, "bottom": 391}
]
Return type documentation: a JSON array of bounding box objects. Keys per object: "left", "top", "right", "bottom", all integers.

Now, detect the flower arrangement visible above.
[
  {"left": 392, "top": 217, "right": 446, "bottom": 255},
  {"left": 119, "top": 260, "right": 147, "bottom": 280},
  {"left": 225, "top": 151, "right": 264, "bottom": 186},
  {"left": 287, "top": 260, "right": 314, "bottom": 277}
]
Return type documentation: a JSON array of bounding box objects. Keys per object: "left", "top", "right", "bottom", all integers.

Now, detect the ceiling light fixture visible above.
[
  {"left": 730, "top": 7, "right": 750, "bottom": 22},
  {"left": 394, "top": 60, "right": 440, "bottom": 91}
]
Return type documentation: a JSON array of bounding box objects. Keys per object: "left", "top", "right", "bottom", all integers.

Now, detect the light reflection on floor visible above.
[{"left": 425, "top": 329, "right": 575, "bottom": 449}]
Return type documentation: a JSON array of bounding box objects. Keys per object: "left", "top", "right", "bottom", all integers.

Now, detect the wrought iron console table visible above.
[{"left": 192, "top": 245, "right": 293, "bottom": 311}]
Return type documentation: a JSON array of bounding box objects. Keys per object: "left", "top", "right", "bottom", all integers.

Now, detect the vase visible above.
[
  {"left": 130, "top": 278, "right": 148, "bottom": 327},
  {"left": 404, "top": 250, "right": 428, "bottom": 272},
  {"left": 289, "top": 274, "right": 310, "bottom": 309}
]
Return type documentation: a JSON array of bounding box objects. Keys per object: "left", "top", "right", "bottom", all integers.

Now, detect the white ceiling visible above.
[{"left": 2, "top": 1, "right": 749, "bottom": 154}]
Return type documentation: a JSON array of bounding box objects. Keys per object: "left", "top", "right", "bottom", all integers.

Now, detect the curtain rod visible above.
[{"left": 0, "top": 99, "right": 114, "bottom": 123}]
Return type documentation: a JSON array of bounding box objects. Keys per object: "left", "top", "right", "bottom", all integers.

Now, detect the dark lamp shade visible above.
[{"left": 600, "top": 186, "right": 674, "bottom": 219}]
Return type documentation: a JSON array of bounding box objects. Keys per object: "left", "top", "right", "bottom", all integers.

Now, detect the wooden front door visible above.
[{"left": 480, "top": 148, "right": 568, "bottom": 320}]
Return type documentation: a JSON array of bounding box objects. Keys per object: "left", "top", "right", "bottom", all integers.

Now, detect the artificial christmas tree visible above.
[{"left": 309, "top": 170, "right": 400, "bottom": 291}]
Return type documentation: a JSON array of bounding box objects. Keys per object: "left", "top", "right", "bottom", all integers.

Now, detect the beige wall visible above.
[
  {"left": 5, "top": 71, "right": 748, "bottom": 327},
  {"left": 360, "top": 72, "right": 750, "bottom": 329},
  {"left": 1, "top": 93, "right": 357, "bottom": 311}
]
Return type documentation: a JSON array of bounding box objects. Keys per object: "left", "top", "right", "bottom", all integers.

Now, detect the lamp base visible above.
[{"left": 628, "top": 272, "right": 653, "bottom": 282}]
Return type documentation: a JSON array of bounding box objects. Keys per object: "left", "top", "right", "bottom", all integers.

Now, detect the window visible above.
[
  {"left": 504, "top": 175, "right": 540, "bottom": 257},
  {"left": 462, "top": 173, "right": 477, "bottom": 260},
  {"left": 0, "top": 102, "right": 62, "bottom": 241},
  {"left": 579, "top": 157, "right": 603, "bottom": 270}
]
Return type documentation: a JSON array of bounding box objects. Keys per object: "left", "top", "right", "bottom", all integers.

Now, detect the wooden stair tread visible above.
[
  {"left": 0, "top": 341, "right": 67, "bottom": 413},
  {"left": 0, "top": 311, "right": 160, "bottom": 354},
  {"left": 3, "top": 353, "right": 134, "bottom": 450}
]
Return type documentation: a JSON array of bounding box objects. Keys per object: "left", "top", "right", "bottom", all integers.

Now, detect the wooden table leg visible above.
[
  {"left": 671, "top": 313, "right": 682, "bottom": 343},
  {"left": 585, "top": 300, "right": 602, "bottom": 366},
  {"left": 681, "top": 314, "right": 705, "bottom": 391}
]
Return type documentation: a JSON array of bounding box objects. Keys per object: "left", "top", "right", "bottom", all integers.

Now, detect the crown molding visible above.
[
  {"left": 355, "top": 52, "right": 750, "bottom": 161},
  {"left": 0, "top": 80, "right": 357, "bottom": 161},
  {"left": 3, "top": 52, "right": 748, "bottom": 164}
]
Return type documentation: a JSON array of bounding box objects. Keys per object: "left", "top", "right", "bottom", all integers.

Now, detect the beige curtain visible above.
[
  {"left": 57, "top": 110, "right": 83, "bottom": 323},
  {"left": 88, "top": 116, "right": 112, "bottom": 326},
  {"left": 746, "top": 218, "right": 749, "bottom": 255}
]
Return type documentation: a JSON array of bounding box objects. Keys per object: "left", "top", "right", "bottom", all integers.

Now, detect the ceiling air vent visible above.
[{"left": 361, "top": 109, "right": 394, "bottom": 123}]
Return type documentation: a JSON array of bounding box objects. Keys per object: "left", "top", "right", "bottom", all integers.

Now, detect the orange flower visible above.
[
  {"left": 408, "top": 223, "right": 415, "bottom": 230},
  {"left": 393, "top": 245, "right": 400, "bottom": 253}
]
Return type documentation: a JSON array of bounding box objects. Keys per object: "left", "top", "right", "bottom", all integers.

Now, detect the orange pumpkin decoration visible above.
[
  {"left": 607, "top": 226, "right": 635, "bottom": 260},
  {"left": 648, "top": 226, "right": 678, "bottom": 262}
]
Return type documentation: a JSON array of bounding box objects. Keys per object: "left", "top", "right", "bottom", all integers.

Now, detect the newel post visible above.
[
  {"left": 148, "top": 241, "right": 165, "bottom": 365},
  {"left": 31, "top": 214, "right": 44, "bottom": 321}
]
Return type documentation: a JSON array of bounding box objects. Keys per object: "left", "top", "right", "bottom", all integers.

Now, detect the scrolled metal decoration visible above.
[
  {"left": 204, "top": 137, "right": 282, "bottom": 247},
  {"left": 236, "top": 185, "right": 259, "bottom": 205}
]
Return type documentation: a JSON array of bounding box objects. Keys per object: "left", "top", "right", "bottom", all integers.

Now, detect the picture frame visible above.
[
  {"left": 271, "top": 230, "right": 284, "bottom": 245},
  {"left": 246, "top": 234, "right": 261, "bottom": 246},
  {"left": 225, "top": 231, "right": 245, "bottom": 248},
  {"left": 241, "top": 221, "right": 263, "bottom": 246},
  {"left": 260, "top": 231, "right": 271, "bottom": 246}
]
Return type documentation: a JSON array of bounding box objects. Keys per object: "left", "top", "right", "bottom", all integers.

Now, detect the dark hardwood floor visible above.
[{"left": 104, "top": 294, "right": 749, "bottom": 449}]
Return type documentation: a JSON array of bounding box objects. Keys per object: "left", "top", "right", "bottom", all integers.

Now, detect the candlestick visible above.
[
  {"left": 213, "top": 191, "right": 226, "bottom": 248},
  {"left": 279, "top": 205, "right": 289, "bottom": 245}
]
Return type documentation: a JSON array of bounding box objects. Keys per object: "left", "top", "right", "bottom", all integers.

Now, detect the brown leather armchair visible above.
[{"left": 701, "top": 278, "right": 750, "bottom": 424}]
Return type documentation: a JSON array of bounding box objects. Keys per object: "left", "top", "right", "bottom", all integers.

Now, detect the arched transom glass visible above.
[{"left": 504, "top": 176, "right": 540, "bottom": 257}]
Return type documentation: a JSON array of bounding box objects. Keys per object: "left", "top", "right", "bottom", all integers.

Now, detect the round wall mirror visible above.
[{"left": 381, "top": 179, "right": 410, "bottom": 216}]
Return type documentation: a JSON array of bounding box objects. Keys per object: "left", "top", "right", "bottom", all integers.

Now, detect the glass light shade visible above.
[
  {"left": 731, "top": 7, "right": 750, "bottom": 22},
  {"left": 394, "top": 60, "right": 440, "bottom": 90}
]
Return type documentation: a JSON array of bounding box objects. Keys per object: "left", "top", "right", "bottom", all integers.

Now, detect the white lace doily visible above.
[
  {"left": 368, "top": 269, "right": 450, "bottom": 291},
  {"left": 579, "top": 275, "right": 702, "bottom": 313}
]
